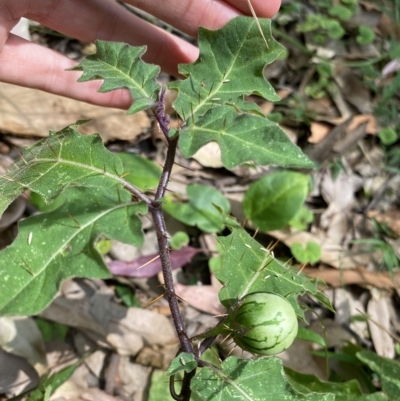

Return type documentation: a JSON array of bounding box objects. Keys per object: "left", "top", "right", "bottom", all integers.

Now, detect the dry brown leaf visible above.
[
  {"left": 0, "top": 83, "right": 150, "bottom": 142},
  {"left": 40, "top": 280, "right": 176, "bottom": 359},
  {"left": 192, "top": 142, "right": 223, "bottom": 168},
  {"left": 367, "top": 293, "right": 395, "bottom": 358},
  {"left": 306, "top": 97, "right": 337, "bottom": 118},
  {"left": 135, "top": 345, "right": 177, "bottom": 369},
  {"left": 308, "top": 122, "right": 332, "bottom": 144},
  {"left": 51, "top": 383, "right": 124, "bottom": 401},
  {"left": 270, "top": 228, "right": 373, "bottom": 269},
  {"left": 279, "top": 339, "right": 328, "bottom": 380},
  {"left": 80, "top": 388, "right": 124, "bottom": 401},
  {"left": 348, "top": 114, "right": 378, "bottom": 135},
  {"left": 174, "top": 283, "right": 224, "bottom": 315},
  {"left": 333, "top": 65, "right": 372, "bottom": 114},
  {"left": 259, "top": 101, "right": 274, "bottom": 115},
  {"left": 0, "top": 196, "right": 26, "bottom": 233},
  {"left": 332, "top": 288, "right": 368, "bottom": 340},
  {"left": 302, "top": 266, "right": 400, "bottom": 289},
  {"left": 367, "top": 209, "right": 400, "bottom": 237},
  {"left": 377, "top": 13, "right": 400, "bottom": 39},
  {"left": 117, "top": 357, "right": 152, "bottom": 401},
  {"left": 0, "top": 317, "right": 47, "bottom": 375},
  {"left": 309, "top": 318, "right": 352, "bottom": 349},
  {"left": 0, "top": 348, "right": 39, "bottom": 397}
]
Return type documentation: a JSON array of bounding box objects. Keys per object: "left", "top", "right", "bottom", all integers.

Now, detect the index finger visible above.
[{"left": 123, "top": 0, "right": 281, "bottom": 37}]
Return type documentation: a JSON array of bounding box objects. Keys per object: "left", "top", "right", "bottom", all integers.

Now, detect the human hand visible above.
[{"left": 0, "top": 0, "right": 281, "bottom": 109}]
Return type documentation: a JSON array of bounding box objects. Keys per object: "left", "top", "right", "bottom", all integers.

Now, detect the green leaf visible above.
[
  {"left": 163, "top": 184, "right": 230, "bottom": 233},
  {"left": 323, "top": 19, "right": 345, "bottom": 39},
  {"left": 170, "top": 16, "right": 284, "bottom": 120},
  {"left": 95, "top": 238, "right": 112, "bottom": 255},
  {"left": 170, "top": 231, "right": 190, "bottom": 250},
  {"left": 191, "top": 356, "right": 334, "bottom": 400},
  {"left": 71, "top": 40, "right": 160, "bottom": 114},
  {"left": 215, "top": 226, "right": 332, "bottom": 321},
  {"left": 0, "top": 125, "right": 127, "bottom": 219},
  {"left": 289, "top": 206, "right": 314, "bottom": 230},
  {"left": 115, "top": 284, "right": 142, "bottom": 308},
  {"left": 352, "top": 394, "right": 388, "bottom": 401},
  {"left": 35, "top": 318, "right": 68, "bottom": 342},
  {"left": 378, "top": 128, "right": 398, "bottom": 146},
  {"left": 356, "top": 26, "right": 376, "bottom": 45},
  {"left": 26, "top": 362, "right": 78, "bottom": 401},
  {"left": 179, "top": 106, "right": 313, "bottom": 169},
  {"left": 29, "top": 192, "right": 66, "bottom": 213},
  {"left": 243, "top": 171, "right": 310, "bottom": 231},
  {"left": 167, "top": 353, "right": 197, "bottom": 376},
  {"left": 118, "top": 153, "right": 162, "bottom": 190},
  {"left": 285, "top": 368, "right": 363, "bottom": 400},
  {"left": 0, "top": 185, "right": 146, "bottom": 316},
  {"left": 328, "top": 5, "right": 353, "bottom": 20},
  {"left": 290, "top": 242, "right": 321, "bottom": 265},
  {"left": 296, "top": 327, "right": 326, "bottom": 348},
  {"left": 357, "top": 350, "right": 400, "bottom": 400}
]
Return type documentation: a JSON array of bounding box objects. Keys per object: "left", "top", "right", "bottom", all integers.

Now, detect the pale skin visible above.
[{"left": 0, "top": 0, "right": 281, "bottom": 109}]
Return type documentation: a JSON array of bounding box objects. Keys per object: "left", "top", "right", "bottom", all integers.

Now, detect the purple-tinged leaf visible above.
[{"left": 108, "top": 246, "right": 202, "bottom": 278}]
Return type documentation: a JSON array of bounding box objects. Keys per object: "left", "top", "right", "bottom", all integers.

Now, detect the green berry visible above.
[{"left": 230, "top": 292, "right": 298, "bottom": 355}]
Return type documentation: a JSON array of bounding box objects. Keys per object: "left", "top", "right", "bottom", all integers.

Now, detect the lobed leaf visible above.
[
  {"left": 178, "top": 106, "right": 313, "bottom": 169},
  {"left": 191, "top": 356, "right": 334, "bottom": 401},
  {"left": 0, "top": 125, "right": 127, "bottom": 219},
  {"left": 0, "top": 186, "right": 146, "bottom": 316},
  {"left": 170, "top": 17, "right": 284, "bottom": 120},
  {"left": 71, "top": 40, "right": 160, "bottom": 113},
  {"left": 215, "top": 226, "right": 332, "bottom": 321}
]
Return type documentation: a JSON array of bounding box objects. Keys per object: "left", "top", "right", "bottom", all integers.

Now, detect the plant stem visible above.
[
  {"left": 150, "top": 203, "right": 193, "bottom": 355},
  {"left": 149, "top": 92, "right": 196, "bottom": 401},
  {"left": 151, "top": 93, "right": 195, "bottom": 367}
]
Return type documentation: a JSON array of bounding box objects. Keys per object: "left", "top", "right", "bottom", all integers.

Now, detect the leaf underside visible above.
[
  {"left": 0, "top": 124, "right": 126, "bottom": 219},
  {"left": 71, "top": 41, "right": 160, "bottom": 114}
]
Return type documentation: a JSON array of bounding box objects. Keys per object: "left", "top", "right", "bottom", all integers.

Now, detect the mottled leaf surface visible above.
[
  {"left": 179, "top": 106, "right": 313, "bottom": 169},
  {"left": 170, "top": 17, "right": 284, "bottom": 120},
  {"left": 0, "top": 186, "right": 146, "bottom": 316},
  {"left": 214, "top": 226, "right": 332, "bottom": 320},
  {"left": 71, "top": 40, "right": 160, "bottom": 113},
  {"left": 191, "top": 357, "right": 333, "bottom": 401},
  {"left": 0, "top": 125, "right": 125, "bottom": 218}
]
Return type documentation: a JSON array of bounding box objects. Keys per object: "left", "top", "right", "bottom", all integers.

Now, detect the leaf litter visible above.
[{"left": 0, "top": 0, "right": 400, "bottom": 399}]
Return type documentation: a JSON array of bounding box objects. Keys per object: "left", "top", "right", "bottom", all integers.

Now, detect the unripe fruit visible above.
[{"left": 229, "top": 292, "right": 298, "bottom": 355}]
